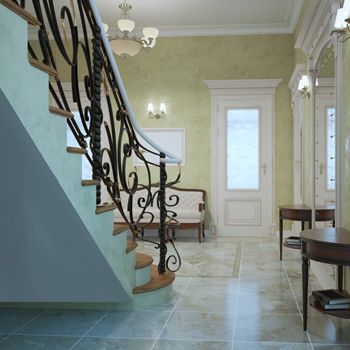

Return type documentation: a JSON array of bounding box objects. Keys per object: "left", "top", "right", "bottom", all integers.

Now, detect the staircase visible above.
[{"left": 0, "top": 0, "right": 177, "bottom": 308}]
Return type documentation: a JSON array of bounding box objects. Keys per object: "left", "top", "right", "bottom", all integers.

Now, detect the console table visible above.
[
  {"left": 301, "top": 227, "right": 350, "bottom": 331},
  {"left": 279, "top": 204, "right": 335, "bottom": 260}
]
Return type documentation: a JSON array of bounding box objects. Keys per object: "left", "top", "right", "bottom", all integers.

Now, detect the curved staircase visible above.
[{"left": 0, "top": 0, "right": 176, "bottom": 309}]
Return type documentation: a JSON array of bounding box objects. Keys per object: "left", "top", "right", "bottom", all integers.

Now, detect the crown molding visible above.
[
  {"left": 295, "top": 0, "right": 342, "bottom": 56},
  {"left": 205, "top": 79, "right": 282, "bottom": 91}
]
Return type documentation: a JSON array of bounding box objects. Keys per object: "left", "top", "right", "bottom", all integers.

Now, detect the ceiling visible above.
[
  {"left": 26, "top": 0, "right": 304, "bottom": 37},
  {"left": 97, "top": 0, "right": 304, "bottom": 36}
]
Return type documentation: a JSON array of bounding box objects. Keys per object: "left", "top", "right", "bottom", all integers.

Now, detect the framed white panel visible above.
[
  {"left": 134, "top": 128, "right": 185, "bottom": 166},
  {"left": 224, "top": 199, "right": 261, "bottom": 226}
]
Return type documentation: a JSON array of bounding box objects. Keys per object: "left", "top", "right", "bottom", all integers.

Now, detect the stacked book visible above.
[
  {"left": 285, "top": 236, "right": 301, "bottom": 246},
  {"left": 312, "top": 289, "right": 350, "bottom": 310}
]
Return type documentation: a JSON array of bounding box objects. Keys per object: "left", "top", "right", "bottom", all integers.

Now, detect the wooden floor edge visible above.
[
  {"left": 95, "top": 203, "right": 117, "bottom": 214},
  {"left": 29, "top": 58, "right": 58, "bottom": 77},
  {"left": 49, "top": 106, "right": 73, "bottom": 119},
  {"left": 81, "top": 179, "right": 100, "bottom": 187},
  {"left": 135, "top": 253, "right": 154, "bottom": 269},
  {"left": 126, "top": 240, "right": 138, "bottom": 253},
  {"left": 132, "top": 265, "right": 175, "bottom": 294},
  {"left": 66, "top": 146, "right": 86, "bottom": 155},
  {"left": 0, "top": 0, "right": 41, "bottom": 26},
  {"left": 113, "top": 224, "right": 129, "bottom": 235}
]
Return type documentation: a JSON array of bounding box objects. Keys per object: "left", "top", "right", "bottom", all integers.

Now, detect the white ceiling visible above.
[
  {"left": 26, "top": 0, "right": 304, "bottom": 37},
  {"left": 97, "top": 0, "right": 304, "bottom": 36}
]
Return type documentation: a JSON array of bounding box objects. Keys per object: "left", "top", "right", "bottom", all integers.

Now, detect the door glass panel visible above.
[
  {"left": 227, "top": 109, "right": 260, "bottom": 190},
  {"left": 326, "top": 107, "right": 335, "bottom": 191}
]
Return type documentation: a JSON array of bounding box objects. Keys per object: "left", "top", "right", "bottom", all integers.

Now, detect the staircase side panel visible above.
[
  {"left": 0, "top": 89, "right": 130, "bottom": 302},
  {"left": 0, "top": 4, "right": 134, "bottom": 294}
]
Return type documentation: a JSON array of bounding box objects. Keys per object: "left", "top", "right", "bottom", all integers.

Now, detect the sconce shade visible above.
[
  {"left": 159, "top": 103, "right": 166, "bottom": 114},
  {"left": 298, "top": 75, "right": 309, "bottom": 91},
  {"left": 335, "top": 8, "right": 348, "bottom": 29},
  {"left": 103, "top": 23, "right": 109, "bottom": 33},
  {"left": 147, "top": 103, "right": 154, "bottom": 113}
]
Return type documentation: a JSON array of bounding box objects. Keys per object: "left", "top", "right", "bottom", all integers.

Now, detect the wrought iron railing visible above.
[{"left": 12, "top": 0, "right": 181, "bottom": 273}]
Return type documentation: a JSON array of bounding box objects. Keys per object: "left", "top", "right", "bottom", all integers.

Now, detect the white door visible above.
[
  {"left": 216, "top": 97, "right": 273, "bottom": 236},
  {"left": 315, "top": 97, "right": 336, "bottom": 205}
]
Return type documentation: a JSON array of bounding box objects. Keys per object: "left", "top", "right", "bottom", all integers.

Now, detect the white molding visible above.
[
  {"left": 206, "top": 79, "right": 281, "bottom": 236},
  {"left": 289, "top": 65, "right": 306, "bottom": 206},
  {"left": 205, "top": 79, "right": 282, "bottom": 91}
]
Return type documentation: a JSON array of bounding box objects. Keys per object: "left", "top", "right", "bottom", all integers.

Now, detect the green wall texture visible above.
[
  {"left": 116, "top": 35, "right": 295, "bottom": 227},
  {"left": 31, "top": 34, "right": 295, "bottom": 229}
]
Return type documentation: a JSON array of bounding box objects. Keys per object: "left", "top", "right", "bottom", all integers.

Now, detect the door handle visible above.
[{"left": 261, "top": 163, "right": 267, "bottom": 175}]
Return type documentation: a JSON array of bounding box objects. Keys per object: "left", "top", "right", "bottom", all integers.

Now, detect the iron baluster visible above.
[{"left": 158, "top": 153, "right": 167, "bottom": 274}]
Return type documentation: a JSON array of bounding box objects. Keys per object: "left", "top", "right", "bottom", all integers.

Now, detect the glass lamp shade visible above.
[
  {"left": 141, "top": 37, "right": 156, "bottom": 48},
  {"left": 344, "top": 0, "right": 350, "bottom": 15},
  {"left": 298, "top": 75, "right": 309, "bottom": 91},
  {"left": 335, "top": 8, "right": 348, "bottom": 29},
  {"left": 142, "top": 27, "right": 159, "bottom": 39},
  {"left": 117, "top": 18, "right": 135, "bottom": 33},
  {"left": 110, "top": 38, "right": 142, "bottom": 58},
  {"left": 102, "top": 23, "right": 109, "bottom": 33},
  {"left": 147, "top": 103, "right": 154, "bottom": 113}
]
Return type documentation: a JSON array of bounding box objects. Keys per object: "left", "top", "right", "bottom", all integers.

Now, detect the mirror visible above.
[{"left": 314, "top": 44, "right": 336, "bottom": 208}]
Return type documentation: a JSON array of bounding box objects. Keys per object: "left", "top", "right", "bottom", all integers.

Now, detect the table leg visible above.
[
  {"left": 301, "top": 221, "right": 305, "bottom": 231},
  {"left": 308, "top": 220, "right": 312, "bottom": 229},
  {"left": 338, "top": 265, "right": 344, "bottom": 290},
  {"left": 279, "top": 217, "right": 283, "bottom": 261},
  {"left": 302, "top": 256, "right": 309, "bottom": 331},
  {"left": 332, "top": 220, "right": 335, "bottom": 228}
]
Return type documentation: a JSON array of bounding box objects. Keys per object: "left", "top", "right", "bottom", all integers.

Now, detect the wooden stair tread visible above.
[
  {"left": 81, "top": 179, "right": 100, "bottom": 187},
  {"left": 135, "top": 253, "right": 153, "bottom": 269},
  {"left": 66, "top": 146, "right": 87, "bottom": 155},
  {"left": 126, "top": 240, "right": 138, "bottom": 253},
  {"left": 49, "top": 106, "right": 73, "bottom": 119},
  {"left": 0, "top": 0, "right": 41, "bottom": 26},
  {"left": 133, "top": 265, "right": 175, "bottom": 294},
  {"left": 29, "top": 58, "right": 58, "bottom": 77},
  {"left": 95, "top": 203, "right": 117, "bottom": 215},
  {"left": 113, "top": 224, "right": 129, "bottom": 236}
]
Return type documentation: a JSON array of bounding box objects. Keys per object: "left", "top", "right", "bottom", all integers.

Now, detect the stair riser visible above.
[{"left": 135, "top": 265, "right": 152, "bottom": 287}]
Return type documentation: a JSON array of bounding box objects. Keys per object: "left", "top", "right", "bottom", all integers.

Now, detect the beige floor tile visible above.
[{"left": 234, "top": 314, "right": 309, "bottom": 343}]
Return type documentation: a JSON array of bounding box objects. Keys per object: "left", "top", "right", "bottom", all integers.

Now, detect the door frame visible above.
[{"left": 205, "top": 79, "right": 281, "bottom": 236}]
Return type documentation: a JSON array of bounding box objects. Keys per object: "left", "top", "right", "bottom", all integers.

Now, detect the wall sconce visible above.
[
  {"left": 334, "top": 0, "right": 350, "bottom": 40},
  {"left": 298, "top": 75, "right": 310, "bottom": 98},
  {"left": 147, "top": 102, "right": 166, "bottom": 119}
]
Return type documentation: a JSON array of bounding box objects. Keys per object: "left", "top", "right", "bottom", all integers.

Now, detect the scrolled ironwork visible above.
[{"left": 16, "top": 0, "right": 181, "bottom": 274}]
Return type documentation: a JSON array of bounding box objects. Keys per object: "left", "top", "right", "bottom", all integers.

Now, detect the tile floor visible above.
[{"left": 1, "top": 236, "right": 350, "bottom": 349}]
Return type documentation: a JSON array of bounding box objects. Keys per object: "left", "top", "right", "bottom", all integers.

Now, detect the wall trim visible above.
[{"left": 205, "top": 79, "right": 282, "bottom": 90}]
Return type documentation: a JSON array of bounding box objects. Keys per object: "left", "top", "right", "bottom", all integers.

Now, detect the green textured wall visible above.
[
  {"left": 31, "top": 34, "right": 295, "bottom": 229},
  {"left": 116, "top": 35, "right": 295, "bottom": 227}
]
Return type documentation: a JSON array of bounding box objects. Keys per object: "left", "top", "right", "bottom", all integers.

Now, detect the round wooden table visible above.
[
  {"left": 301, "top": 227, "right": 350, "bottom": 331},
  {"left": 279, "top": 204, "right": 335, "bottom": 260}
]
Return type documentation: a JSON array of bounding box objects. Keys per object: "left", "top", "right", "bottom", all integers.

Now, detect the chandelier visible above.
[{"left": 107, "top": 0, "right": 159, "bottom": 58}]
